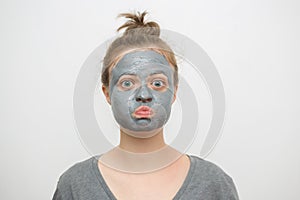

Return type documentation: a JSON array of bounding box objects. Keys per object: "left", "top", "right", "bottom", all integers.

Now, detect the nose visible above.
[{"left": 135, "top": 85, "right": 153, "bottom": 103}]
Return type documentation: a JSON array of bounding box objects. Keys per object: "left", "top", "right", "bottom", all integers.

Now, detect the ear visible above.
[
  {"left": 102, "top": 85, "right": 111, "bottom": 105},
  {"left": 172, "top": 85, "right": 178, "bottom": 104}
]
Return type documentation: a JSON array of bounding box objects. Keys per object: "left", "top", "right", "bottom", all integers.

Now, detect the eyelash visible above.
[
  {"left": 120, "top": 79, "right": 135, "bottom": 88},
  {"left": 118, "top": 78, "right": 167, "bottom": 90},
  {"left": 151, "top": 79, "right": 166, "bottom": 87}
]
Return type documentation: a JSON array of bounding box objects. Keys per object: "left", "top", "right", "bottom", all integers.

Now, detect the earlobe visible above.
[{"left": 102, "top": 85, "right": 111, "bottom": 105}]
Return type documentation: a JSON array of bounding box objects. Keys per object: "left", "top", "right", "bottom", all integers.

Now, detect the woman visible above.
[{"left": 53, "top": 11, "right": 239, "bottom": 200}]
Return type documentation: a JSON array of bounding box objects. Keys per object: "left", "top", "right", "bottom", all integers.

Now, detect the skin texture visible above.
[{"left": 106, "top": 50, "right": 176, "bottom": 138}]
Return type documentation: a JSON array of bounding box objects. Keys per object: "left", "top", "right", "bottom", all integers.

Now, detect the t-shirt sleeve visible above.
[
  {"left": 208, "top": 161, "right": 240, "bottom": 200},
  {"left": 52, "top": 177, "right": 72, "bottom": 200},
  {"left": 52, "top": 187, "right": 61, "bottom": 200},
  {"left": 218, "top": 173, "right": 239, "bottom": 200}
]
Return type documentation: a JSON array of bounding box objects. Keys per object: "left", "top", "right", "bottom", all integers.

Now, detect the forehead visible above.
[{"left": 111, "top": 50, "right": 173, "bottom": 78}]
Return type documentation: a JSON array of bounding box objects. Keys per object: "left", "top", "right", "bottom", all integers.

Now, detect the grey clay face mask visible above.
[{"left": 108, "top": 50, "right": 176, "bottom": 136}]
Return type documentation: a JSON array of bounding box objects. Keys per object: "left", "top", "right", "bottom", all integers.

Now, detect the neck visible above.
[
  {"left": 100, "top": 128, "right": 184, "bottom": 173},
  {"left": 118, "top": 128, "right": 167, "bottom": 153}
]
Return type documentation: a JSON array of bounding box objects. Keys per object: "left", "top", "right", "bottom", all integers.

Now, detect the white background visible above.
[{"left": 1, "top": 0, "right": 299, "bottom": 199}]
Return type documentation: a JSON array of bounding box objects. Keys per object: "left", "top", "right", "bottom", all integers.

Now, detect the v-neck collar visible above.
[{"left": 91, "top": 154, "right": 196, "bottom": 200}]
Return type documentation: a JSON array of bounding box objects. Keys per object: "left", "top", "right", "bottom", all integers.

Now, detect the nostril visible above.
[
  {"left": 135, "top": 97, "right": 152, "bottom": 103},
  {"left": 145, "top": 97, "right": 152, "bottom": 102}
]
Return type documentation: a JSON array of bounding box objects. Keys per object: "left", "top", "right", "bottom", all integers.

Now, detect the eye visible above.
[
  {"left": 151, "top": 80, "right": 164, "bottom": 88},
  {"left": 121, "top": 80, "right": 134, "bottom": 88}
]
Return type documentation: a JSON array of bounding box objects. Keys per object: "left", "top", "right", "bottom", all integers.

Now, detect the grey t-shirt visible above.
[{"left": 53, "top": 154, "right": 239, "bottom": 200}]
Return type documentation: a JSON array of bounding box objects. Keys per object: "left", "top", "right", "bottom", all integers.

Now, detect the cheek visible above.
[
  {"left": 111, "top": 92, "right": 125, "bottom": 105},
  {"left": 110, "top": 90, "right": 133, "bottom": 112},
  {"left": 153, "top": 87, "right": 174, "bottom": 103}
]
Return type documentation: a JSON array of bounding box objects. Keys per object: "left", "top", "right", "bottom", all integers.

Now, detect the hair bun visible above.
[{"left": 117, "top": 11, "right": 160, "bottom": 37}]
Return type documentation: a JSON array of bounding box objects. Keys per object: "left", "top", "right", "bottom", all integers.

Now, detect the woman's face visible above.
[{"left": 103, "top": 50, "right": 177, "bottom": 137}]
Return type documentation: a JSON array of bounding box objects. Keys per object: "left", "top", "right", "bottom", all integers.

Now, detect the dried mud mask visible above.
[{"left": 108, "top": 50, "right": 176, "bottom": 136}]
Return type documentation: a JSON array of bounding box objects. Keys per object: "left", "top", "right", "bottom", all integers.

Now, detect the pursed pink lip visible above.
[{"left": 133, "top": 106, "right": 154, "bottom": 118}]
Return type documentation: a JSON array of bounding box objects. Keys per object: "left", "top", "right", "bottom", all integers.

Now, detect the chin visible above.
[{"left": 120, "top": 126, "right": 163, "bottom": 139}]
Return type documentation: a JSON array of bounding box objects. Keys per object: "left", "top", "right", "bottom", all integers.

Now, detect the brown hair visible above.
[{"left": 101, "top": 11, "right": 178, "bottom": 87}]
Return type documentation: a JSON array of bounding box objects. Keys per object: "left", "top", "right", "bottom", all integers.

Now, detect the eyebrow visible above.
[
  {"left": 119, "top": 71, "right": 168, "bottom": 77},
  {"left": 119, "top": 72, "right": 137, "bottom": 76},
  {"left": 116, "top": 71, "right": 169, "bottom": 82},
  {"left": 149, "top": 71, "right": 168, "bottom": 76},
  {"left": 117, "top": 73, "right": 137, "bottom": 80}
]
